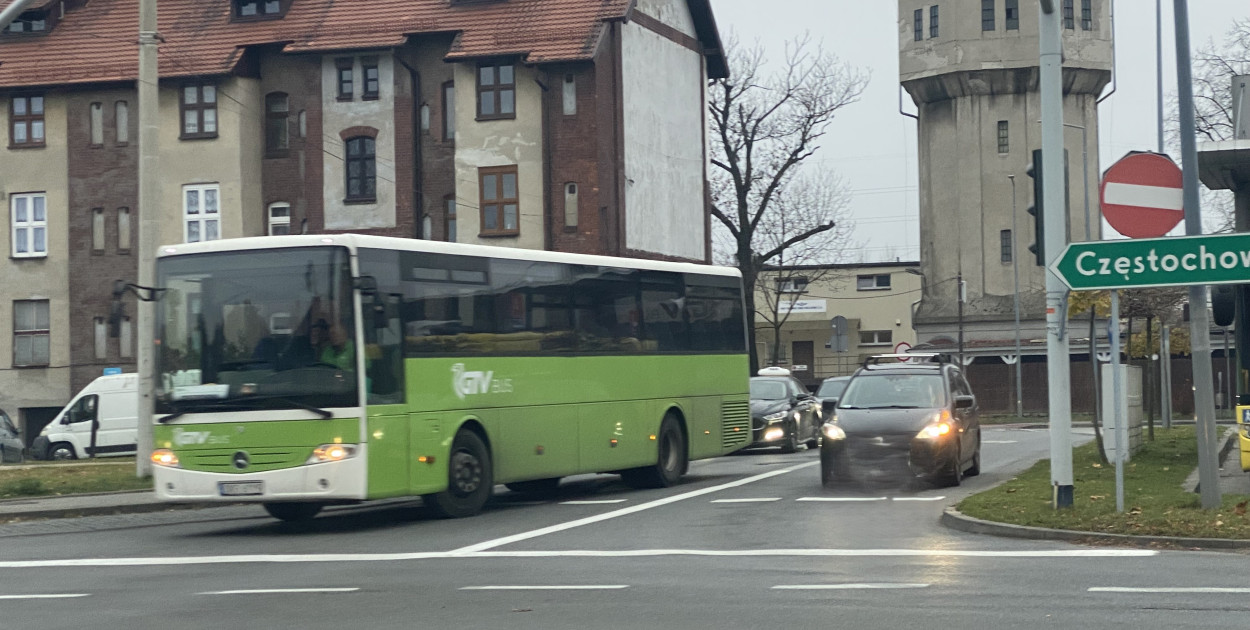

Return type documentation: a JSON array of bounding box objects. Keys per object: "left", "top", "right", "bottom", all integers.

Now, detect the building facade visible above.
[
  {"left": 0, "top": 0, "right": 728, "bottom": 438},
  {"left": 754, "top": 262, "right": 922, "bottom": 388},
  {"left": 899, "top": 0, "right": 1112, "bottom": 353}
]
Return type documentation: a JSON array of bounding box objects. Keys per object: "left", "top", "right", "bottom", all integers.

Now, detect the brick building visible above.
[{"left": 0, "top": 0, "right": 728, "bottom": 438}]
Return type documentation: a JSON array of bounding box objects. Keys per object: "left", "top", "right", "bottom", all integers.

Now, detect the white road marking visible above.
[
  {"left": 773, "top": 583, "right": 930, "bottom": 590},
  {"left": 983, "top": 440, "right": 1018, "bottom": 444},
  {"left": 559, "top": 500, "right": 628, "bottom": 505},
  {"left": 200, "top": 588, "right": 360, "bottom": 595},
  {"left": 0, "top": 594, "right": 91, "bottom": 600},
  {"left": 0, "top": 547, "right": 1157, "bottom": 569},
  {"left": 1103, "top": 182, "right": 1185, "bottom": 211},
  {"left": 1089, "top": 587, "right": 1250, "bottom": 594},
  {"left": 891, "top": 496, "right": 946, "bottom": 502},
  {"left": 460, "top": 585, "right": 629, "bottom": 591},
  {"left": 452, "top": 460, "right": 820, "bottom": 553},
  {"left": 796, "top": 497, "right": 887, "bottom": 502},
  {"left": 710, "top": 498, "right": 781, "bottom": 503}
]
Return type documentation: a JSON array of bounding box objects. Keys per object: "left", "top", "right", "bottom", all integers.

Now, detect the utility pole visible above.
[
  {"left": 1039, "top": 0, "right": 1074, "bottom": 509},
  {"left": 1173, "top": 0, "right": 1221, "bottom": 509},
  {"left": 135, "top": 0, "right": 159, "bottom": 478},
  {"left": 957, "top": 270, "right": 965, "bottom": 368}
]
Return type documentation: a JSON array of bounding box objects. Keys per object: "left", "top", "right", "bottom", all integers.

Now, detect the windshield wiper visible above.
[
  {"left": 158, "top": 396, "right": 332, "bottom": 422},
  {"left": 864, "top": 405, "right": 924, "bottom": 410}
]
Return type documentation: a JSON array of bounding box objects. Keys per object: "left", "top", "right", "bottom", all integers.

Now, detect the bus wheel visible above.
[
  {"left": 263, "top": 502, "right": 323, "bottom": 522},
  {"left": 48, "top": 443, "right": 77, "bottom": 461},
  {"left": 622, "top": 413, "right": 687, "bottom": 489},
  {"left": 424, "top": 429, "right": 493, "bottom": 518},
  {"left": 505, "top": 477, "right": 561, "bottom": 497}
]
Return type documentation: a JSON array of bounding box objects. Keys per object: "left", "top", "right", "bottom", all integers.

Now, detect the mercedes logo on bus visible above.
[{"left": 232, "top": 451, "right": 250, "bottom": 470}]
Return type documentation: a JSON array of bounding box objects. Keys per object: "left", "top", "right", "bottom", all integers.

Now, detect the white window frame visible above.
[
  {"left": 268, "top": 202, "right": 291, "bottom": 235},
  {"left": 859, "top": 330, "right": 894, "bottom": 347},
  {"left": 11, "top": 192, "right": 47, "bottom": 258},
  {"left": 13, "top": 299, "right": 50, "bottom": 367},
  {"left": 183, "top": 184, "right": 221, "bottom": 243}
]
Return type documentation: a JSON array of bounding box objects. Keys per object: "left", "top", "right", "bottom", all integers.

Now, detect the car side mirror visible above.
[
  {"left": 955, "top": 395, "right": 975, "bottom": 409},
  {"left": 825, "top": 397, "right": 839, "bottom": 407}
]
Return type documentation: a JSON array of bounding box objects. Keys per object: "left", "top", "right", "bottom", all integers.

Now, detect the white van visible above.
[{"left": 33, "top": 374, "right": 138, "bottom": 460}]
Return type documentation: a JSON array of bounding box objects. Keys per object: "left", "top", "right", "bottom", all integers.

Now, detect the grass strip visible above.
[
  {"left": 0, "top": 462, "right": 151, "bottom": 500},
  {"left": 958, "top": 426, "right": 1250, "bottom": 539}
]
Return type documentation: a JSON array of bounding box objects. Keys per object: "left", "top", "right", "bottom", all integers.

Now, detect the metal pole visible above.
[
  {"left": 1040, "top": 2, "right": 1074, "bottom": 509},
  {"left": 135, "top": 0, "right": 159, "bottom": 478},
  {"left": 1110, "top": 290, "right": 1125, "bottom": 512},
  {"left": 1174, "top": 0, "right": 1221, "bottom": 509},
  {"left": 1010, "top": 175, "right": 1023, "bottom": 418},
  {"left": 1225, "top": 328, "right": 1232, "bottom": 415},
  {"left": 1162, "top": 324, "right": 1173, "bottom": 428},
  {"left": 1156, "top": 0, "right": 1165, "bottom": 153},
  {"left": 958, "top": 271, "right": 965, "bottom": 368}
]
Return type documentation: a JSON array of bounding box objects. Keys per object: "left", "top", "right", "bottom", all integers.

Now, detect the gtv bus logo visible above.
[{"left": 451, "top": 363, "right": 513, "bottom": 400}]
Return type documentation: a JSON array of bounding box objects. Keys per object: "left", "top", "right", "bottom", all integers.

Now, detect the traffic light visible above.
[
  {"left": 1026, "top": 149, "right": 1045, "bottom": 266},
  {"left": 1212, "top": 285, "right": 1236, "bottom": 327}
]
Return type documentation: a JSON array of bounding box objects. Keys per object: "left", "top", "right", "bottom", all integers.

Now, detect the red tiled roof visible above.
[{"left": 0, "top": 0, "right": 664, "bottom": 89}]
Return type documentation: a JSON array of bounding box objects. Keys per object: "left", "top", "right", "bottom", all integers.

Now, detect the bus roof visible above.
[{"left": 156, "top": 234, "right": 741, "bottom": 279}]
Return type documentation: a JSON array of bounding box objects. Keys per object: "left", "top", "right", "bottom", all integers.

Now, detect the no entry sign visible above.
[{"left": 1100, "top": 152, "right": 1184, "bottom": 239}]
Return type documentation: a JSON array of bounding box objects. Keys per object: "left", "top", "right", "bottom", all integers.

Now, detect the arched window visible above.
[{"left": 345, "top": 136, "right": 376, "bottom": 202}]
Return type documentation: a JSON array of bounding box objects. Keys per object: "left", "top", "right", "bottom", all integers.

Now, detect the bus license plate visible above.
[{"left": 219, "top": 481, "right": 263, "bottom": 496}]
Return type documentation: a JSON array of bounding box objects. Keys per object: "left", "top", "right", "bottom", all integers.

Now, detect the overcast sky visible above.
[{"left": 709, "top": 0, "right": 1249, "bottom": 262}]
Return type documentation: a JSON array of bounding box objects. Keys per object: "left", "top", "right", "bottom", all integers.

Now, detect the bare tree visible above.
[{"left": 708, "top": 34, "right": 868, "bottom": 372}]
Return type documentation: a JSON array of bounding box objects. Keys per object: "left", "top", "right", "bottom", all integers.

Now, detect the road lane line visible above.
[
  {"left": 710, "top": 498, "right": 781, "bottom": 503},
  {"left": 559, "top": 500, "right": 628, "bottom": 505},
  {"left": 1089, "top": 587, "right": 1250, "bottom": 594},
  {"left": 461, "top": 585, "right": 629, "bottom": 591},
  {"left": 891, "top": 496, "right": 946, "bottom": 502},
  {"left": 0, "top": 594, "right": 91, "bottom": 600},
  {"left": 773, "top": 583, "right": 929, "bottom": 590},
  {"left": 199, "top": 588, "right": 360, "bottom": 595},
  {"left": 796, "top": 497, "right": 887, "bottom": 502},
  {"left": 451, "top": 460, "right": 820, "bottom": 553},
  {"left": 0, "top": 547, "right": 1159, "bottom": 569}
]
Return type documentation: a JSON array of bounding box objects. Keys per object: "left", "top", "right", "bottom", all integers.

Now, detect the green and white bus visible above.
[{"left": 150, "top": 234, "right": 750, "bottom": 520}]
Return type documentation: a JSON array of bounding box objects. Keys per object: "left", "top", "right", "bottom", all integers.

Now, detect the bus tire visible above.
[
  {"left": 424, "top": 428, "right": 493, "bottom": 518},
  {"left": 505, "top": 477, "right": 561, "bottom": 497},
  {"left": 621, "top": 413, "right": 686, "bottom": 489},
  {"left": 263, "top": 502, "right": 323, "bottom": 522}
]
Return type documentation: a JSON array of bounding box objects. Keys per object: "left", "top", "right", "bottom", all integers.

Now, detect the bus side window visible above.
[{"left": 357, "top": 249, "right": 406, "bottom": 405}]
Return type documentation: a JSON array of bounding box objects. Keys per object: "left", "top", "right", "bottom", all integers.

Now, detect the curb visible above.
[
  {"left": 940, "top": 507, "right": 1250, "bottom": 550},
  {"left": 0, "top": 501, "right": 238, "bottom": 521}
]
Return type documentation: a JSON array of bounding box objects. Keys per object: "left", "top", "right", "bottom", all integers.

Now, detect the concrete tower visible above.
[{"left": 899, "top": 0, "right": 1112, "bottom": 354}]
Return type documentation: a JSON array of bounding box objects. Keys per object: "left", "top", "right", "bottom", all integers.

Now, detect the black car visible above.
[
  {"left": 749, "top": 368, "right": 822, "bottom": 453},
  {"left": 819, "top": 356, "right": 981, "bottom": 487},
  {"left": 0, "top": 409, "right": 24, "bottom": 464},
  {"left": 816, "top": 376, "right": 851, "bottom": 417}
]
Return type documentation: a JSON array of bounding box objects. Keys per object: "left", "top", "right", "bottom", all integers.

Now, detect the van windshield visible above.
[{"left": 154, "top": 246, "right": 358, "bottom": 414}]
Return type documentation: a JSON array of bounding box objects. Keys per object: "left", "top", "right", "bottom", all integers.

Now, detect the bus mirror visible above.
[{"left": 355, "top": 276, "right": 379, "bottom": 296}]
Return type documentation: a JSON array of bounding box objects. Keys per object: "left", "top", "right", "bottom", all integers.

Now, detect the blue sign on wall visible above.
[{"left": 103, "top": 367, "right": 122, "bottom": 376}]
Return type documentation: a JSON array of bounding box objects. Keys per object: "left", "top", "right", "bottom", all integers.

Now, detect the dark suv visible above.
[{"left": 819, "top": 355, "right": 981, "bottom": 487}]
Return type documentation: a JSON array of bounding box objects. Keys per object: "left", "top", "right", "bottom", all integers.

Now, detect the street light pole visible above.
[
  {"left": 135, "top": 0, "right": 159, "bottom": 478},
  {"left": 957, "top": 271, "right": 965, "bottom": 367},
  {"left": 1009, "top": 175, "right": 1023, "bottom": 418}
]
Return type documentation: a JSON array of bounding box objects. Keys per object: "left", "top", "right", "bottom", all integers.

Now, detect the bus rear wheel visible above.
[
  {"left": 621, "top": 413, "right": 686, "bottom": 489},
  {"left": 424, "top": 429, "right": 493, "bottom": 518},
  {"left": 263, "top": 502, "right": 323, "bottom": 522}
]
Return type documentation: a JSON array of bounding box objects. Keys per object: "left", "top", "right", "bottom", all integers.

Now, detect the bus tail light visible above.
[{"left": 308, "top": 444, "right": 358, "bottom": 464}]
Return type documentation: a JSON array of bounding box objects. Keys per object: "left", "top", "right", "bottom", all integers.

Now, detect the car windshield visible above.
[
  {"left": 838, "top": 373, "right": 945, "bottom": 409},
  {"left": 154, "top": 246, "right": 358, "bottom": 414},
  {"left": 817, "top": 379, "right": 849, "bottom": 399},
  {"left": 750, "top": 379, "right": 788, "bottom": 401}
]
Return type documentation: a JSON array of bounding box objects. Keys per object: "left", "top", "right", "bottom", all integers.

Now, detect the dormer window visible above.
[
  {"left": 233, "top": 0, "right": 288, "bottom": 21},
  {"left": 2, "top": 10, "right": 52, "bottom": 36}
]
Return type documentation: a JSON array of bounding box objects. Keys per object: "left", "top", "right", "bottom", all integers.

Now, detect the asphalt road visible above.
[{"left": 2, "top": 426, "right": 1248, "bottom": 630}]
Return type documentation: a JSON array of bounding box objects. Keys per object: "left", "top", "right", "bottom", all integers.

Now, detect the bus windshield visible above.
[{"left": 154, "top": 246, "right": 358, "bottom": 414}]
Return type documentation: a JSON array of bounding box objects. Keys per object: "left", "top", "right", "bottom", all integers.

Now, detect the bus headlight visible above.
[
  {"left": 151, "top": 449, "right": 180, "bottom": 468},
  {"left": 308, "top": 444, "right": 359, "bottom": 464}
]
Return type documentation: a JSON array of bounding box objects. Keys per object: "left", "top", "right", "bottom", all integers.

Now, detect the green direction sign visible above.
[{"left": 1051, "top": 232, "right": 1250, "bottom": 291}]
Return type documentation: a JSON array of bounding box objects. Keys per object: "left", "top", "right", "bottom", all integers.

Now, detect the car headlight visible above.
[
  {"left": 307, "top": 443, "right": 359, "bottom": 464},
  {"left": 916, "top": 422, "right": 952, "bottom": 439},
  {"left": 151, "top": 448, "right": 180, "bottom": 468},
  {"left": 763, "top": 410, "right": 789, "bottom": 424},
  {"left": 821, "top": 423, "right": 845, "bottom": 440}
]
